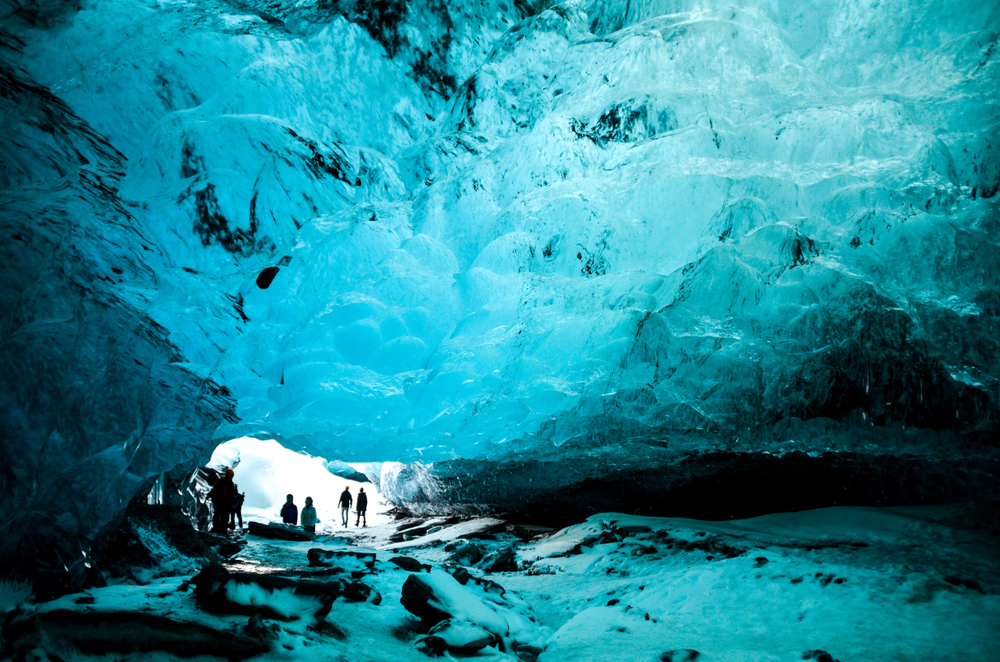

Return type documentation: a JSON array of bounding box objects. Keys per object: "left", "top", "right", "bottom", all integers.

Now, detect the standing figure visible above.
[
  {"left": 229, "top": 485, "right": 244, "bottom": 530},
  {"left": 356, "top": 487, "right": 368, "bottom": 527},
  {"left": 280, "top": 494, "right": 298, "bottom": 525},
  {"left": 301, "top": 496, "right": 318, "bottom": 533},
  {"left": 207, "top": 469, "right": 235, "bottom": 533},
  {"left": 338, "top": 486, "right": 352, "bottom": 527}
]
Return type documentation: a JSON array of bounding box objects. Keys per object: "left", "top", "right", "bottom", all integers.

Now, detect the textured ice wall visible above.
[{"left": 1, "top": 0, "right": 998, "bottom": 592}]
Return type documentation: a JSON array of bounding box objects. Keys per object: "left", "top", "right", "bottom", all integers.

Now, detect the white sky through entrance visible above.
[{"left": 208, "top": 437, "right": 393, "bottom": 530}]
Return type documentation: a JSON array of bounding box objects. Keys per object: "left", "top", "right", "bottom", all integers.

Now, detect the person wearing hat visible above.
[
  {"left": 356, "top": 487, "right": 368, "bottom": 527},
  {"left": 207, "top": 468, "right": 236, "bottom": 533},
  {"left": 338, "top": 485, "right": 353, "bottom": 527}
]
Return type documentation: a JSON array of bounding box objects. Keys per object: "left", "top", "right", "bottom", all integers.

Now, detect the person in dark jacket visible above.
[
  {"left": 338, "top": 486, "right": 352, "bottom": 527},
  {"left": 207, "top": 469, "right": 235, "bottom": 533},
  {"left": 356, "top": 487, "right": 368, "bottom": 527},
  {"left": 280, "top": 494, "right": 298, "bottom": 525},
  {"left": 229, "top": 485, "right": 244, "bottom": 530}
]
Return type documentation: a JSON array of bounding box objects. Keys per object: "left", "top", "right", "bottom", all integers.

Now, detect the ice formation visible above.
[{"left": 0, "top": 0, "right": 998, "bottom": 594}]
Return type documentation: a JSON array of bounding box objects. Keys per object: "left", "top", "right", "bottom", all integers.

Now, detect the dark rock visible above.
[
  {"left": 1, "top": 609, "right": 271, "bottom": 660},
  {"left": 802, "top": 651, "right": 839, "bottom": 662},
  {"left": 400, "top": 574, "right": 451, "bottom": 626},
  {"left": 191, "top": 562, "right": 378, "bottom": 621},
  {"left": 389, "top": 556, "right": 430, "bottom": 572},
  {"left": 944, "top": 575, "right": 985, "bottom": 593},
  {"left": 661, "top": 651, "right": 700, "bottom": 662},
  {"left": 445, "top": 540, "right": 483, "bottom": 566},
  {"left": 754, "top": 557, "right": 769, "bottom": 567},
  {"left": 248, "top": 521, "right": 311, "bottom": 541},
  {"left": 417, "top": 618, "right": 497, "bottom": 655},
  {"left": 307, "top": 548, "right": 376, "bottom": 573},
  {"left": 478, "top": 546, "right": 518, "bottom": 573}
]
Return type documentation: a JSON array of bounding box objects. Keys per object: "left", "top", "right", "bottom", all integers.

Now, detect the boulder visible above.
[
  {"left": 247, "top": 521, "right": 311, "bottom": 541},
  {"left": 307, "top": 548, "right": 376, "bottom": 574}
]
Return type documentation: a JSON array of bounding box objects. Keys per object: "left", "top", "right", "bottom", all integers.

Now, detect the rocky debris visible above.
[
  {"left": 944, "top": 575, "right": 984, "bottom": 593},
  {"left": 93, "top": 503, "right": 225, "bottom": 581},
  {"left": 248, "top": 521, "right": 312, "bottom": 541},
  {"left": 416, "top": 618, "right": 497, "bottom": 655},
  {"left": 445, "top": 539, "right": 484, "bottom": 565},
  {"left": 661, "top": 651, "right": 701, "bottom": 662},
  {"left": 400, "top": 567, "right": 549, "bottom": 657},
  {"left": 307, "top": 548, "right": 376, "bottom": 574},
  {"left": 389, "top": 556, "right": 431, "bottom": 572},
  {"left": 505, "top": 524, "right": 555, "bottom": 541},
  {"left": 0, "top": 609, "right": 272, "bottom": 660},
  {"left": 191, "top": 562, "right": 380, "bottom": 622},
  {"left": 389, "top": 517, "right": 461, "bottom": 543},
  {"left": 478, "top": 546, "right": 518, "bottom": 573},
  {"left": 802, "top": 651, "right": 839, "bottom": 662}
]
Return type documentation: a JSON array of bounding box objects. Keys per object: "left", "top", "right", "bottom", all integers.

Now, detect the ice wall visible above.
[{"left": 1, "top": 0, "right": 998, "bottom": 593}]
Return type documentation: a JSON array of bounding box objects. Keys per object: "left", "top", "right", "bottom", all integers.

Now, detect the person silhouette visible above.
[
  {"left": 338, "top": 486, "right": 352, "bottom": 527},
  {"left": 356, "top": 487, "right": 368, "bottom": 527},
  {"left": 301, "top": 496, "right": 317, "bottom": 533},
  {"left": 280, "top": 494, "right": 298, "bottom": 525}
]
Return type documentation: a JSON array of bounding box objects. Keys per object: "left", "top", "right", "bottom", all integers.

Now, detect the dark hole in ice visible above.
[{"left": 256, "top": 266, "right": 280, "bottom": 289}]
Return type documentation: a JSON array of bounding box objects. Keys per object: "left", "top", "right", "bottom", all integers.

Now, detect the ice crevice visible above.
[{"left": 0, "top": 0, "right": 998, "bottom": 597}]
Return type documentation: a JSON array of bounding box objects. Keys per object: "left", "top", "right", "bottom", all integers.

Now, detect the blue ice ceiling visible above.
[{"left": 1, "top": 0, "right": 999, "bottom": 589}]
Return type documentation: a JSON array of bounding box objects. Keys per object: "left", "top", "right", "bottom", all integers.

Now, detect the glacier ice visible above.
[{"left": 1, "top": 0, "right": 999, "bottom": 595}]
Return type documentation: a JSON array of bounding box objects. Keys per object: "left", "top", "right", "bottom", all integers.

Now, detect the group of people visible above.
[
  {"left": 207, "top": 468, "right": 369, "bottom": 534},
  {"left": 280, "top": 485, "right": 368, "bottom": 530},
  {"left": 205, "top": 469, "right": 245, "bottom": 533}
]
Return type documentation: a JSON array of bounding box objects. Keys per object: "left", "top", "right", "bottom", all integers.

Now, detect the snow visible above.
[{"left": 7, "top": 504, "right": 997, "bottom": 661}]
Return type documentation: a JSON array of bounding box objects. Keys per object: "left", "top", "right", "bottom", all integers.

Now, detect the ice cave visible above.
[{"left": 1, "top": 0, "right": 998, "bottom": 659}]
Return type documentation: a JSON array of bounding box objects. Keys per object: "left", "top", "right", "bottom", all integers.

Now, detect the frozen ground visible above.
[{"left": 2, "top": 503, "right": 997, "bottom": 661}]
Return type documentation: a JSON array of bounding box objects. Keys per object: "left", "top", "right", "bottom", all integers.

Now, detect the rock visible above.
[
  {"left": 802, "top": 651, "right": 839, "bottom": 662},
  {"left": 400, "top": 568, "right": 549, "bottom": 654},
  {"left": 416, "top": 618, "right": 497, "bottom": 654},
  {"left": 247, "top": 521, "right": 311, "bottom": 541},
  {"left": 661, "top": 651, "right": 700, "bottom": 662},
  {"left": 478, "top": 546, "right": 518, "bottom": 573},
  {"left": 445, "top": 540, "right": 484, "bottom": 566},
  {"left": 191, "top": 562, "right": 378, "bottom": 621},
  {"left": 1, "top": 609, "right": 271, "bottom": 660},
  {"left": 400, "top": 574, "right": 452, "bottom": 626},
  {"left": 307, "top": 548, "right": 376, "bottom": 574},
  {"left": 389, "top": 556, "right": 430, "bottom": 572}
]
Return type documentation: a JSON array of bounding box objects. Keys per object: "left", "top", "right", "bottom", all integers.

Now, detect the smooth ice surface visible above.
[{"left": 208, "top": 436, "right": 393, "bottom": 529}]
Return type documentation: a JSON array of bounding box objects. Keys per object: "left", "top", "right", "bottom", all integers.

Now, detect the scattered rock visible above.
[
  {"left": 445, "top": 540, "right": 484, "bottom": 566},
  {"left": 802, "top": 651, "right": 839, "bottom": 662},
  {"left": 416, "top": 618, "right": 497, "bottom": 655},
  {"left": 944, "top": 575, "right": 984, "bottom": 593},
  {"left": 1, "top": 609, "right": 271, "bottom": 660},
  {"left": 661, "top": 650, "right": 700, "bottom": 662},
  {"left": 478, "top": 546, "right": 518, "bottom": 573},
  {"left": 307, "top": 548, "right": 376, "bottom": 574},
  {"left": 247, "top": 521, "right": 311, "bottom": 541},
  {"left": 389, "top": 556, "right": 431, "bottom": 572},
  {"left": 754, "top": 557, "right": 769, "bottom": 567},
  {"left": 191, "top": 562, "right": 379, "bottom": 622}
]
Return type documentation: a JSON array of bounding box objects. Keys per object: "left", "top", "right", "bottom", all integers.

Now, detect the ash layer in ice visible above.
[{"left": 1, "top": 0, "right": 999, "bottom": 595}]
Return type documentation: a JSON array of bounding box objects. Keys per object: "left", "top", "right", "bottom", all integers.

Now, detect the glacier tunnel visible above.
[{"left": 1, "top": 0, "right": 999, "bottom": 613}]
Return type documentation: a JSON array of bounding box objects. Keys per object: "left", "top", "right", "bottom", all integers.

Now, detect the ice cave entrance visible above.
[{"left": 204, "top": 437, "right": 393, "bottom": 529}]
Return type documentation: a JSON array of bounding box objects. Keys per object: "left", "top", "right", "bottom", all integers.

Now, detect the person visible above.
[
  {"left": 280, "top": 494, "right": 298, "bottom": 525},
  {"left": 301, "top": 496, "right": 317, "bottom": 533},
  {"left": 230, "top": 484, "right": 245, "bottom": 530},
  {"left": 338, "top": 486, "right": 352, "bottom": 527},
  {"left": 356, "top": 487, "right": 368, "bottom": 527},
  {"left": 207, "top": 469, "right": 235, "bottom": 533}
]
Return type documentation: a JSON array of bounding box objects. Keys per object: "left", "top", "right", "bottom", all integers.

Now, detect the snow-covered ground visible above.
[{"left": 4, "top": 503, "right": 997, "bottom": 661}]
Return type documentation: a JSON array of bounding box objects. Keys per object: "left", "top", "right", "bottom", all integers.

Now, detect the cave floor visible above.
[{"left": 5, "top": 504, "right": 999, "bottom": 661}]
